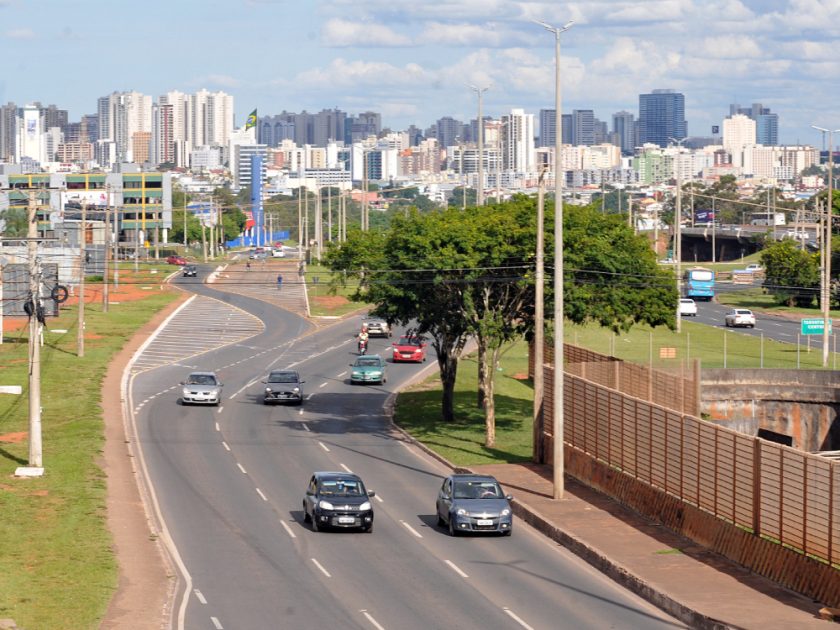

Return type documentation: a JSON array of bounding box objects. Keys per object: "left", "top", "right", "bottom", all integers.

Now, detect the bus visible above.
[{"left": 686, "top": 267, "right": 715, "bottom": 301}]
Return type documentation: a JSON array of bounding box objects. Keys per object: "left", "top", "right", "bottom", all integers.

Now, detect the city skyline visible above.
[{"left": 0, "top": 0, "right": 837, "bottom": 145}]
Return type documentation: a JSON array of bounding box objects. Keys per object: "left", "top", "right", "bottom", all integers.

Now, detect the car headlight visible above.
[
  {"left": 370, "top": 371, "right": 381, "bottom": 377},
  {"left": 318, "top": 500, "right": 334, "bottom": 510},
  {"left": 359, "top": 501, "right": 371, "bottom": 511},
  {"left": 293, "top": 387, "right": 300, "bottom": 392},
  {"left": 182, "top": 388, "right": 190, "bottom": 396},
  {"left": 501, "top": 508, "right": 510, "bottom": 516},
  {"left": 456, "top": 508, "right": 467, "bottom": 516},
  {"left": 265, "top": 387, "right": 272, "bottom": 393}
]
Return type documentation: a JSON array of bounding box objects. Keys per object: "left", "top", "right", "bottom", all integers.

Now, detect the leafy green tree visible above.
[
  {"left": 448, "top": 187, "right": 476, "bottom": 208},
  {"left": 760, "top": 239, "right": 820, "bottom": 307},
  {"left": 0, "top": 206, "right": 28, "bottom": 237}
]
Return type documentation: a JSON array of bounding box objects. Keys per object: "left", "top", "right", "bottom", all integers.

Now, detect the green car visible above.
[{"left": 350, "top": 354, "right": 387, "bottom": 385}]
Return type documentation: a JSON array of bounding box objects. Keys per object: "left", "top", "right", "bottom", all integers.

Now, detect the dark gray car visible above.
[
  {"left": 262, "top": 370, "right": 305, "bottom": 405},
  {"left": 436, "top": 474, "right": 513, "bottom": 536},
  {"left": 302, "top": 472, "right": 375, "bottom": 533}
]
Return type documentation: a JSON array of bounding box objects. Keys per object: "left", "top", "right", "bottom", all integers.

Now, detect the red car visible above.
[
  {"left": 166, "top": 255, "right": 187, "bottom": 265},
  {"left": 392, "top": 336, "right": 427, "bottom": 363}
]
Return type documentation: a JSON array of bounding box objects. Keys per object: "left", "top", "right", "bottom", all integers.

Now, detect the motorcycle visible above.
[{"left": 358, "top": 338, "right": 368, "bottom": 354}]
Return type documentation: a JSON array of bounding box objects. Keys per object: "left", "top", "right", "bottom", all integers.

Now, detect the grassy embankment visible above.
[{"left": 0, "top": 264, "right": 179, "bottom": 629}]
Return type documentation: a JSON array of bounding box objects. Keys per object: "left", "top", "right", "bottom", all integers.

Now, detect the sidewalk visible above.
[{"left": 466, "top": 462, "right": 829, "bottom": 630}]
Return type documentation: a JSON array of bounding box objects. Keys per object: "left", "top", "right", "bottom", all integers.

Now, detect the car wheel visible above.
[
  {"left": 311, "top": 515, "right": 320, "bottom": 532},
  {"left": 302, "top": 503, "right": 311, "bottom": 523},
  {"left": 448, "top": 514, "right": 458, "bottom": 537}
]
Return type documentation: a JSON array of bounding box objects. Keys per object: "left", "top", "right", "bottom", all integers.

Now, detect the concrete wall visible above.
[{"left": 701, "top": 368, "right": 840, "bottom": 451}]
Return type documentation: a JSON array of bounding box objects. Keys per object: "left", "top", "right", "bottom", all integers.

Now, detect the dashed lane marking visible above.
[
  {"left": 210, "top": 617, "right": 223, "bottom": 629},
  {"left": 280, "top": 520, "right": 297, "bottom": 539},
  {"left": 401, "top": 521, "right": 423, "bottom": 539},
  {"left": 361, "top": 610, "right": 386, "bottom": 630},
  {"left": 194, "top": 589, "right": 207, "bottom": 604},
  {"left": 445, "top": 559, "right": 469, "bottom": 578},
  {"left": 340, "top": 463, "right": 353, "bottom": 473},
  {"left": 503, "top": 607, "right": 535, "bottom": 630},
  {"left": 311, "top": 558, "right": 332, "bottom": 578},
  {"left": 222, "top": 442, "right": 231, "bottom": 452},
  {"left": 319, "top": 441, "right": 330, "bottom": 452},
  {"left": 237, "top": 463, "right": 247, "bottom": 474},
  {"left": 256, "top": 488, "right": 268, "bottom": 501}
]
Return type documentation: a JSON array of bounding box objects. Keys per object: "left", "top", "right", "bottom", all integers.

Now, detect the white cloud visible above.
[
  {"left": 419, "top": 21, "right": 511, "bottom": 47},
  {"left": 322, "top": 18, "right": 412, "bottom": 47},
  {"left": 199, "top": 74, "right": 241, "bottom": 88},
  {"left": 700, "top": 35, "right": 762, "bottom": 59},
  {"left": 5, "top": 28, "right": 34, "bottom": 39},
  {"left": 292, "top": 58, "right": 432, "bottom": 89}
]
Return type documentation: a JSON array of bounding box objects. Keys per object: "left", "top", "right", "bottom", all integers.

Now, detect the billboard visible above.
[
  {"left": 62, "top": 190, "right": 109, "bottom": 209},
  {"left": 694, "top": 209, "right": 715, "bottom": 224}
]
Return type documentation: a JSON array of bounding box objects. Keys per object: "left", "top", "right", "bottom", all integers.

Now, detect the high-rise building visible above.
[
  {"left": 347, "top": 111, "right": 381, "bottom": 143},
  {"left": 730, "top": 102, "right": 779, "bottom": 146},
  {"left": 723, "top": 113, "right": 756, "bottom": 168},
  {"left": 538, "top": 108, "right": 556, "bottom": 148},
  {"left": 191, "top": 89, "right": 234, "bottom": 148},
  {"left": 571, "top": 109, "right": 595, "bottom": 146},
  {"left": 501, "top": 108, "right": 535, "bottom": 174},
  {"left": 313, "top": 108, "right": 346, "bottom": 147},
  {"left": 16, "top": 104, "right": 45, "bottom": 163},
  {"left": 638, "top": 89, "right": 687, "bottom": 147},
  {"left": 561, "top": 114, "right": 573, "bottom": 144},
  {"left": 257, "top": 114, "right": 296, "bottom": 147},
  {"left": 612, "top": 111, "right": 636, "bottom": 154},
  {"left": 435, "top": 116, "right": 463, "bottom": 153},
  {"left": 0, "top": 102, "right": 17, "bottom": 162},
  {"left": 97, "top": 91, "right": 153, "bottom": 163}
]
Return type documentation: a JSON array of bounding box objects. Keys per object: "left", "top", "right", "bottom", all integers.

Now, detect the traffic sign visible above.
[{"left": 801, "top": 318, "right": 832, "bottom": 335}]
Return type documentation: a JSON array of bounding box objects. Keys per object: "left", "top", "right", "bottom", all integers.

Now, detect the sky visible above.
[{"left": 1, "top": 0, "right": 839, "bottom": 146}]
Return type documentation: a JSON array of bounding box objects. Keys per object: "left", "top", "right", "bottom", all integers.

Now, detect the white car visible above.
[
  {"left": 724, "top": 308, "right": 756, "bottom": 328},
  {"left": 678, "top": 298, "right": 697, "bottom": 317},
  {"left": 745, "top": 264, "right": 762, "bottom": 273},
  {"left": 271, "top": 248, "right": 286, "bottom": 258}
]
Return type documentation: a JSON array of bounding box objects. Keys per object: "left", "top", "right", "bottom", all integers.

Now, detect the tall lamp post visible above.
[
  {"left": 670, "top": 137, "right": 688, "bottom": 333},
  {"left": 812, "top": 125, "right": 839, "bottom": 368},
  {"left": 469, "top": 84, "right": 489, "bottom": 206},
  {"left": 535, "top": 17, "right": 573, "bottom": 500}
]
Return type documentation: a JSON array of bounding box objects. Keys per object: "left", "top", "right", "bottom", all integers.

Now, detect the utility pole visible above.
[
  {"left": 362, "top": 150, "right": 369, "bottom": 230},
  {"left": 298, "top": 186, "right": 303, "bottom": 260},
  {"left": 813, "top": 125, "right": 838, "bottom": 368},
  {"left": 201, "top": 221, "right": 207, "bottom": 262},
  {"left": 469, "top": 84, "right": 489, "bottom": 206},
  {"left": 77, "top": 202, "right": 86, "bottom": 357},
  {"left": 670, "top": 137, "right": 688, "bottom": 333},
  {"left": 20, "top": 190, "right": 43, "bottom": 474}
]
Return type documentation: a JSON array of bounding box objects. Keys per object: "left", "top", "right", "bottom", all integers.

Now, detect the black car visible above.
[
  {"left": 436, "top": 474, "right": 513, "bottom": 536},
  {"left": 182, "top": 264, "right": 197, "bottom": 277},
  {"left": 262, "top": 370, "right": 305, "bottom": 405},
  {"left": 303, "top": 472, "right": 375, "bottom": 533}
]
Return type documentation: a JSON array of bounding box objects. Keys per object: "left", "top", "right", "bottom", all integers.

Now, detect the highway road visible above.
[{"left": 128, "top": 264, "right": 684, "bottom": 630}]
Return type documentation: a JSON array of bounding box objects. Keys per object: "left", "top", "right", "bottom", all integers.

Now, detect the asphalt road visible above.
[{"left": 130, "top": 264, "right": 683, "bottom": 630}]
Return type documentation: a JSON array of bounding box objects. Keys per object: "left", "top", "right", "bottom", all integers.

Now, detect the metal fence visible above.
[{"left": 552, "top": 370, "right": 840, "bottom": 566}]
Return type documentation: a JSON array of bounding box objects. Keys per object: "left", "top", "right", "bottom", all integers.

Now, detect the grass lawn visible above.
[
  {"left": 304, "top": 264, "right": 372, "bottom": 317},
  {"left": 394, "top": 342, "right": 534, "bottom": 466},
  {"left": 0, "top": 283, "right": 179, "bottom": 629}
]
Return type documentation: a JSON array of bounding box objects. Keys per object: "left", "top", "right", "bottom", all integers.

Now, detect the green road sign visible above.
[{"left": 801, "top": 318, "right": 832, "bottom": 335}]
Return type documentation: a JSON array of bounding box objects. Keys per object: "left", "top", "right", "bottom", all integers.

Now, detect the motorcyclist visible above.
[{"left": 358, "top": 324, "right": 369, "bottom": 354}]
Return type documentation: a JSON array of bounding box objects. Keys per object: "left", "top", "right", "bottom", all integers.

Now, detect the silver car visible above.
[
  {"left": 363, "top": 319, "right": 391, "bottom": 338},
  {"left": 436, "top": 474, "right": 513, "bottom": 536},
  {"left": 180, "top": 371, "right": 223, "bottom": 405}
]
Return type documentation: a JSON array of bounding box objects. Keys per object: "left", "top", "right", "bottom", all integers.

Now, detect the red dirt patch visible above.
[
  {"left": 0, "top": 432, "right": 27, "bottom": 443},
  {"left": 312, "top": 295, "right": 350, "bottom": 308},
  {"left": 511, "top": 372, "right": 530, "bottom": 380}
]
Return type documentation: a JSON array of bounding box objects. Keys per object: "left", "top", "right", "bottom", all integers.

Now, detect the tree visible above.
[
  {"left": 448, "top": 187, "right": 476, "bottom": 208},
  {"left": 0, "top": 206, "right": 28, "bottom": 237},
  {"left": 760, "top": 239, "right": 820, "bottom": 307}
]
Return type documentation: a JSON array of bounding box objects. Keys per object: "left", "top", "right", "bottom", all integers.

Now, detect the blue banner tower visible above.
[{"left": 251, "top": 154, "right": 264, "bottom": 247}]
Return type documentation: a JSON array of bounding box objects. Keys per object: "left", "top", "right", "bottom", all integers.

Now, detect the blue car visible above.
[{"left": 350, "top": 354, "right": 387, "bottom": 385}]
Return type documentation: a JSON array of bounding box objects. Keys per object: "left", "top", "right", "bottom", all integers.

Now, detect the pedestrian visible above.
[{"left": 277, "top": 274, "right": 283, "bottom": 291}]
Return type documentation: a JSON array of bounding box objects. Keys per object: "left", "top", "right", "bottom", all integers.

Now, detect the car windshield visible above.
[
  {"left": 453, "top": 480, "right": 503, "bottom": 499},
  {"left": 356, "top": 358, "right": 380, "bottom": 367},
  {"left": 187, "top": 374, "right": 217, "bottom": 386},
  {"left": 319, "top": 479, "right": 365, "bottom": 497},
  {"left": 397, "top": 337, "right": 421, "bottom": 346},
  {"left": 268, "top": 372, "right": 298, "bottom": 383}
]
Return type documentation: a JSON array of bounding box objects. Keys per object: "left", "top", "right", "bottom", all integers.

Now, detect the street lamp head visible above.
[{"left": 532, "top": 19, "right": 574, "bottom": 34}]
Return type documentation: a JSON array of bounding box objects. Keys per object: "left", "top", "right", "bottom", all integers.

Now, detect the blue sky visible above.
[{"left": 1, "top": 0, "right": 839, "bottom": 145}]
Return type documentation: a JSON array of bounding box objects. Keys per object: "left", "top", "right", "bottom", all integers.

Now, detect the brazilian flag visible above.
[{"left": 245, "top": 109, "right": 257, "bottom": 130}]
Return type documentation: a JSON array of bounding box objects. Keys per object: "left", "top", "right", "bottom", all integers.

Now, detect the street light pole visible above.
[
  {"left": 670, "top": 137, "right": 688, "bottom": 333},
  {"left": 469, "top": 84, "right": 489, "bottom": 206},
  {"left": 812, "top": 125, "right": 839, "bottom": 368},
  {"left": 536, "top": 17, "right": 573, "bottom": 500}
]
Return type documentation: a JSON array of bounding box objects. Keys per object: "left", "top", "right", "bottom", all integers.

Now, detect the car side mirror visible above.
[
  {"left": 306, "top": 490, "right": 314, "bottom": 496},
  {"left": 367, "top": 490, "right": 376, "bottom": 497},
  {"left": 300, "top": 380, "right": 306, "bottom": 384},
  {"left": 505, "top": 494, "right": 513, "bottom": 501}
]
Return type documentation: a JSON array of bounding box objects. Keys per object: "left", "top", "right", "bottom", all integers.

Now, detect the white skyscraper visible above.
[
  {"left": 501, "top": 108, "right": 536, "bottom": 175},
  {"left": 192, "top": 89, "right": 234, "bottom": 148},
  {"left": 723, "top": 113, "right": 756, "bottom": 168},
  {"left": 16, "top": 104, "right": 44, "bottom": 163},
  {"left": 97, "top": 91, "right": 153, "bottom": 164}
]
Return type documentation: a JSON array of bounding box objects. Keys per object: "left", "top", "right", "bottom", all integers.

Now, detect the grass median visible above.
[{"left": 0, "top": 282, "right": 179, "bottom": 630}]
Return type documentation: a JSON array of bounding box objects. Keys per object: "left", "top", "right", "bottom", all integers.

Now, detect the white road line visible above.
[
  {"left": 374, "top": 494, "right": 384, "bottom": 503},
  {"left": 194, "top": 589, "right": 207, "bottom": 604},
  {"left": 401, "top": 520, "right": 423, "bottom": 538},
  {"left": 237, "top": 463, "right": 247, "bottom": 474},
  {"left": 361, "top": 610, "right": 386, "bottom": 630},
  {"left": 299, "top": 408, "right": 304, "bottom": 416},
  {"left": 503, "top": 607, "right": 534, "bottom": 630},
  {"left": 301, "top": 422, "right": 310, "bottom": 431},
  {"left": 210, "top": 617, "right": 223, "bottom": 629},
  {"left": 215, "top": 422, "right": 220, "bottom": 431},
  {"left": 319, "top": 441, "right": 330, "bottom": 452},
  {"left": 340, "top": 463, "right": 353, "bottom": 473},
  {"left": 306, "top": 394, "right": 313, "bottom": 400},
  {"left": 222, "top": 441, "right": 231, "bottom": 452},
  {"left": 337, "top": 371, "right": 348, "bottom": 378},
  {"left": 217, "top": 406, "right": 224, "bottom": 413},
  {"left": 319, "top": 382, "right": 328, "bottom": 388},
  {"left": 445, "top": 559, "right": 469, "bottom": 578},
  {"left": 311, "top": 558, "right": 332, "bottom": 577},
  {"left": 256, "top": 488, "right": 268, "bottom": 501},
  {"left": 280, "top": 520, "right": 297, "bottom": 539}
]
